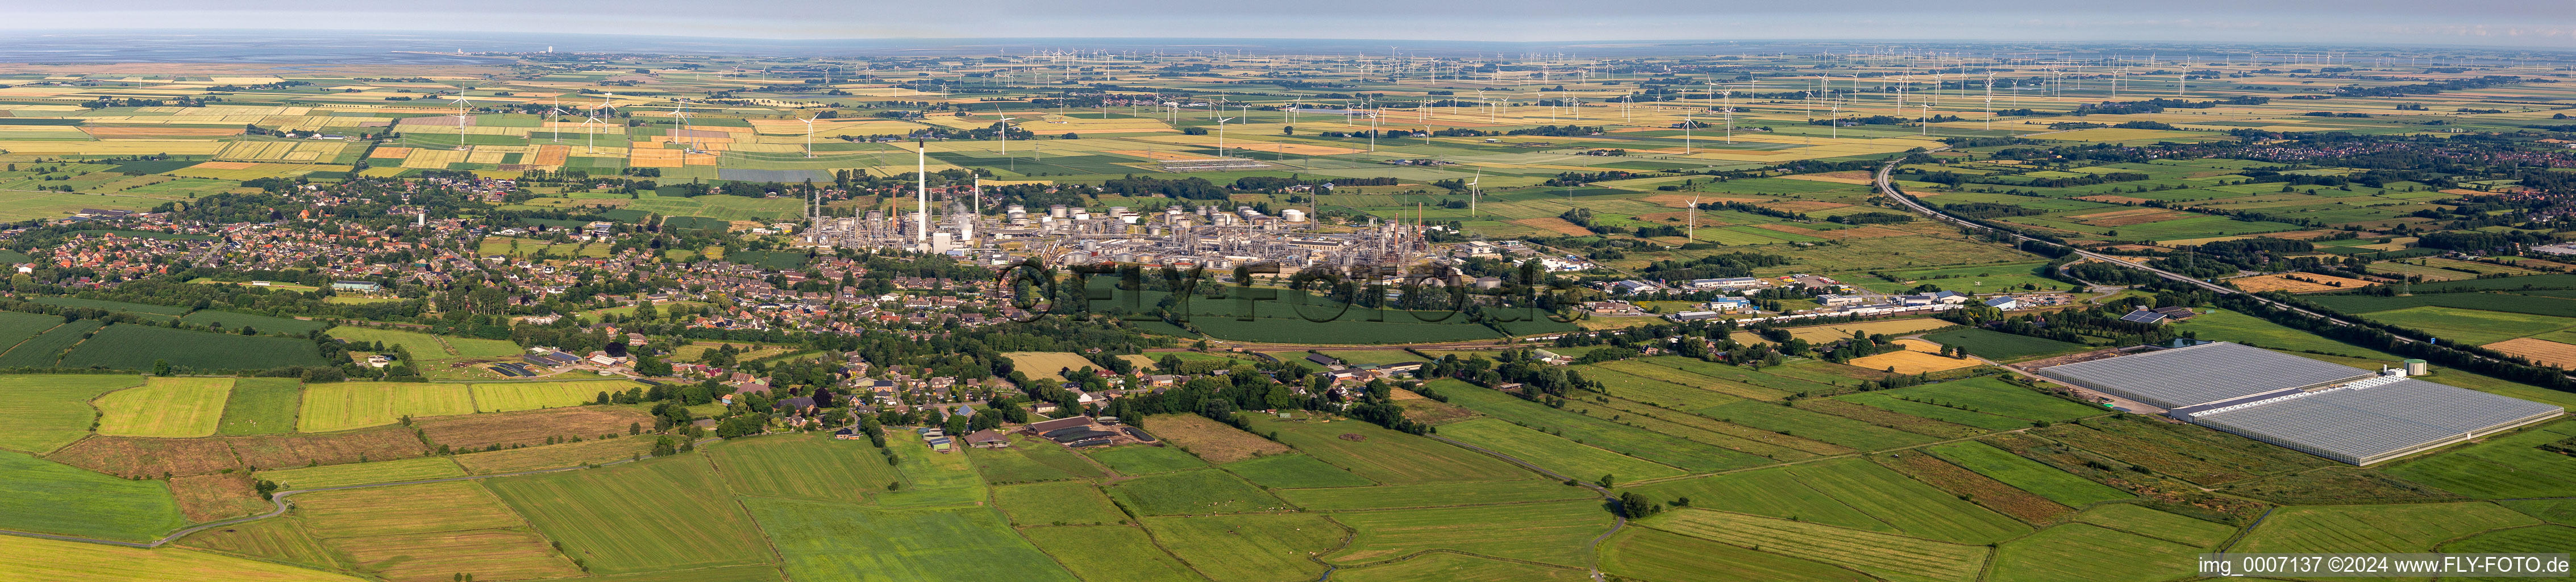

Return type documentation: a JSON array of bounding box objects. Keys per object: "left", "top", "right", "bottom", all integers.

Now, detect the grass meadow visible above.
[{"left": 93, "top": 377, "right": 233, "bottom": 438}]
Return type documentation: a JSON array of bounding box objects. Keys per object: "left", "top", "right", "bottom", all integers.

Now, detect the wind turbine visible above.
[
  {"left": 994, "top": 115, "right": 1019, "bottom": 155},
  {"left": 915, "top": 140, "right": 928, "bottom": 242},
  {"left": 546, "top": 95, "right": 565, "bottom": 143},
  {"left": 448, "top": 97, "right": 471, "bottom": 151},
  {"left": 582, "top": 93, "right": 611, "bottom": 154},
  {"left": 1983, "top": 73, "right": 1995, "bottom": 131},
  {"left": 1687, "top": 194, "right": 1698, "bottom": 240},
  {"left": 1467, "top": 167, "right": 1481, "bottom": 218},
  {"left": 1214, "top": 117, "right": 1234, "bottom": 157},
  {"left": 797, "top": 115, "right": 818, "bottom": 158}
]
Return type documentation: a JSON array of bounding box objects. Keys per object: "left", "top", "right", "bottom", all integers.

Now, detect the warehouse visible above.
[{"left": 2036, "top": 342, "right": 2562, "bottom": 465}]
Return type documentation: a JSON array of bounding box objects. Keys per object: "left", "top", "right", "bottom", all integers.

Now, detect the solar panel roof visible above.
[{"left": 2034, "top": 342, "right": 2377, "bottom": 409}]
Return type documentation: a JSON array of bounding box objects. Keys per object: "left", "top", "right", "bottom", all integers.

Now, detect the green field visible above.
[
  {"left": 254, "top": 456, "right": 466, "bottom": 489},
  {"left": 1145, "top": 514, "right": 1346, "bottom": 582},
  {"left": 1699, "top": 400, "right": 1941, "bottom": 451},
  {"left": 1641, "top": 508, "right": 1990, "bottom": 582},
  {"left": 2352, "top": 305, "right": 2576, "bottom": 346},
  {"left": 1435, "top": 417, "right": 1687, "bottom": 481},
  {"left": 296, "top": 381, "right": 476, "bottom": 431},
  {"left": 485, "top": 454, "right": 774, "bottom": 573},
  {"left": 706, "top": 432, "right": 902, "bottom": 504},
  {"left": 0, "top": 451, "right": 187, "bottom": 542},
  {"left": 2169, "top": 309, "right": 2399, "bottom": 359},
  {"left": 94, "top": 377, "right": 232, "bottom": 438},
  {"left": 1600, "top": 527, "right": 1871, "bottom": 582},
  {"left": 1241, "top": 414, "right": 1529, "bottom": 484},
  {"left": 2234, "top": 502, "right": 2539, "bottom": 554},
  {"left": 1274, "top": 479, "right": 1593, "bottom": 510},
  {"left": 62, "top": 324, "right": 331, "bottom": 371},
  {"left": 1845, "top": 376, "right": 2107, "bottom": 424},
  {"left": 994, "top": 481, "right": 1129, "bottom": 526},
  {"left": 2067, "top": 504, "right": 2237, "bottom": 547},
  {"left": 0, "top": 319, "right": 102, "bottom": 368},
  {"left": 470, "top": 380, "right": 641, "bottom": 412},
  {"left": 2, "top": 535, "right": 364, "bottom": 581},
  {"left": 1220, "top": 453, "right": 1373, "bottom": 489},
  {"left": 28, "top": 297, "right": 190, "bottom": 316},
  {"left": 1633, "top": 458, "right": 2029, "bottom": 543},
  {"left": 1021, "top": 525, "right": 1208, "bottom": 582},
  {"left": 747, "top": 500, "right": 1075, "bottom": 582},
  {"left": 1990, "top": 523, "right": 2205, "bottom": 582},
  {"left": 1920, "top": 329, "right": 2090, "bottom": 361},
  {"left": 1325, "top": 499, "right": 1612, "bottom": 567},
  {"left": 1106, "top": 468, "right": 1294, "bottom": 515},
  {"left": 1926, "top": 441, "right": 2132, "bottom": 506},
  {"left": 330, "top": 326, "right": 523, "bottom": 360},
  {"left": 1440, "top": 384, "right": 1771, "bottom": 472},
  {"left": 969, "top": 435, "right": 1106, "bottom": 484},
  {"left": 0, "top": 310, "right": 66, "bottom": 355},
  {"left": 2381, "top": 423, "right": 2576, "bottom": 498},
  {"left": 178, "top": 310, "right": 332, "bottom": 335},
  {"left": 1085, "top": 444, "right": 1212, "bottom": 475},
  {"left": 215, "top": 377, "right": 303, "bottom": 435},
  {"left": 879, "top": 431, "right": 987, "bottom": 508},
  {"left": 0, "top": 373, "right": 144, "bottom": 452}
]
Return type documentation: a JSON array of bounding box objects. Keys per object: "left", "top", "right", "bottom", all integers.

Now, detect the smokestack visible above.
[{"left": 915, "top": 140, "right": 928, "bottom": 242}]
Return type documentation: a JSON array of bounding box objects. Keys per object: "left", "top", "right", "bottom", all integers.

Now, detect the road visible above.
[{"left": 0, "top": 438, "right": 719, "bottom": 549}]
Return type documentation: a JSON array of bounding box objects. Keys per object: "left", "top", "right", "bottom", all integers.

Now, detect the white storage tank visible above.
[{"left": 1281, "top": 209, "right": 1308, "bottom": 223}]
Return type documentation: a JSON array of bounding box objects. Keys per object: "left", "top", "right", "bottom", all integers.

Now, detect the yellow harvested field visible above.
[
  {"left": 94, "top": 377, "right": 234, "bottom": 438},
  {"left": 0, "top": 140, "right": 226, "bottom": 155},
  {"left": 2228, "top": 273, "right": 2374, "bottom": 293},
  {"left": 401, "top": 148, "right": 468, "bottom": 169},
  {"left": 1106, "top": 149, "right": 1217, "bottom": 161},
  {"left": 0, "top": 535, "right": 366, "bottom": 581},
  {"left": 2486, "top": 338, "right": 2576, "bottom": 369},
  {"left": 369, "top": 147, "right": 414, "bottom": 159},
  {"left": 1849, "top": 350, "right": 1980, "bottom": 374},
  {"left": 1004, "top": 351, "right": 1098, "bottom": 382},
  {"left": 1891, "top": 339, "right": 1945, "bottom": 352},
  {"left": 1733, "top": 318, "right": 1957, "bottom": 345}
]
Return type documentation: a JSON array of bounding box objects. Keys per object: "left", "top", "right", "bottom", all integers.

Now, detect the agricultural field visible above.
[
  {"left": 1241, "top": 414, "right": 1530, "bottom": 484},
  {"left": 1021, "top": 526, "right": 1208, "bottom": 582},
  {"left": 2235, "top": 502, "right": 2540, "bottom": 554},
  {"left": 2, "top": 535, "right": 364, "bottom": 581},
  {"left": 61, "top": 324, "right": 331, "bottom": 371},
  {"left": 1435, "top": 417, "right": 1688, "bottom": 481},
  {"left": 468, "top": 379, "right": 643, "bottom": 411},
  {"left": 1143, "top": 413, "right": 1293, "bottom": 463},
  {"left": 1273, "top": 479, "right": 1593, "bottom": 510},
  {"left": 0, "top": 451, "right": 188, "bottom": 543},
  {"left": 2346, "top": 305, "right": 2576, "bottom": 346},
  {"left": 215, "top": 377, "right": 303, "bottom": 435},
  {"left": 296, "top": 381, "right": 475, "bottom": 431},
  {"left": 1439, "top": 383, "right": 1772, "bottom": 472},
  {"left": 707, "top": 432, "right": 903, "bottom": 504},
  {"left": 93, "top": 377, "right": 233, "bottom": 438},
  {"left": 2170, "top": 309, "right": 2400, "bottom": 359},
  {"left": 1220, "top": 453, "right": 1373, "bottom": 488},
  {"left": 253, "top": 456, "right": 465, "bottom": 489},
  {"left": 1145, "top": 514, "right": 1347, "bottom": 582},
  {"left": 1085, "top": 443, "right": 1212, "bottom": 475},
  {"left": 1002, "top": 351, "right": 1098, "bottom": 381},
  {"left": 1599, "top": 527, "right": 1870, "bottom": 582},
  {"left": 0, "top": 373, "right": 145, "bottom": 453},
  {"left": 1919, "top": 328, "right": 2090, "bottom": 360},
  {"left": 1925, "top": 441, "right": 2133, "bottom": 506},
  {"left": 0, "top": 319, "right": 104, "bottom": 368},
  {"left": 994, "top": 481, "right": 1129, "bottom": 526},
  {"left": 1639, "top": 508, "right": 1991, "bottom": 582},
  {"left": 1327, "top": 499, "right": 1612, "bottom": 567},
  {"left": 485, "top": 454, "right": 775, "bottom": 573},
  {"left": 1105, "top": 468, "right": 1294, "bottom": 515},
  {"left": 748, "top": 500, "right": 1076, "bottom": 582}
]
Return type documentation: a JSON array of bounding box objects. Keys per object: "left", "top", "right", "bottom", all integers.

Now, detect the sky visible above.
[{"left": 11, "top": 0, "right": 2574, "bottom": 48}]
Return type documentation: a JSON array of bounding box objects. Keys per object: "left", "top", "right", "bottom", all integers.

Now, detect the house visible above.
[
  {"left": 832, "top": 427, "right": 863, "bottom": 440},
  {"left": 1689, "top": 277, "right": 1766, "bottom": 290},
  {"left": 2119, "top": 307, "right": 2170, "bottom": 325},
  {"left": 1305, "top": 352, "right": 1342, "bottom": 368},
  {"left": 964, "top": 429, "right": 1009, "bottom": 448},
  {"left": 1707, "top": 296, "right": 1751, "bottom": 311},
  {"left": 1983, "top": 296, "right": 2021, "bottom": 310}
]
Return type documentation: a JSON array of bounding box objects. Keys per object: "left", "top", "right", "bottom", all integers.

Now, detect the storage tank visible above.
[
  {"left": 2403, "top": 359, "right": 2429, "bottom": 376},
  {"left": 1280, "top": 209, "right": 1308, "bottom": 223},
  {"left": 1050, "top": 205, "right": 1069, "bottom": 218}
]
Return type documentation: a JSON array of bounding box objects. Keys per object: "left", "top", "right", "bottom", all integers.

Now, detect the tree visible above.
[
  {"left": 152, "top": 359, "right": 172, "bottom": 376},
  {"left": 651, "top": 435, "right": 678, "bottom": 456},
  {"left": 1619, "top": 492, "right": 1661, "bottom": 518},
  {"left": 629, "top": 422, "right": 641, "bottom": 435}
]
